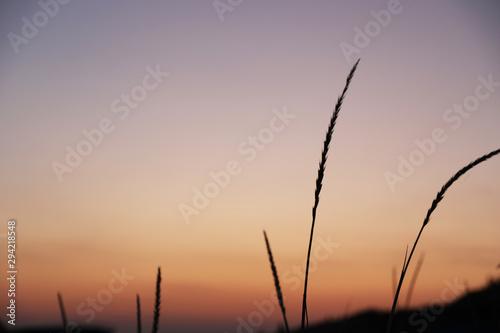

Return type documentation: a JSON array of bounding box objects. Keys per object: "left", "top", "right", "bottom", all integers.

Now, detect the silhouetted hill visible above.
[
  {"left": 289, "top": 280, "right": 500, "bottom": 333},
  {"left": 0, "top": 322, "right": 112, "bottom": 333}
]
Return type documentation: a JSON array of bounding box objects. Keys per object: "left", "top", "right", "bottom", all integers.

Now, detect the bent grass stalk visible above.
[
  {"left": 301, "top": 59, "right": 360, "bottom": 330},
  {"left": 386, "top": 148, "right": 500, "bottom": 333},
  {"left": 263, "top": 230, "right": 289, "bottom": 333}
]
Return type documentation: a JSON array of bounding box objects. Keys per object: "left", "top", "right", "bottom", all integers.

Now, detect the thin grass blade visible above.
[
  {"left": 405, "top": 253, "right": 425, "bottom": 308},
  {"left": 152, "top": 267, "right": 162, "bottom": 333},
  {"left": 57, "top": 292, "right": 67, "bottom": 332},
  {"left": 386, "top": 148, "right": 500, "bottom": 333},
  {"left": 263, "top": 230, "right": 290, "bottom": 333},
  {"left": 137, "top": 294, "right": 142, "bottom": 333},
  {"left": 301, "top": 58, "right": 361, "bottom": 330}
]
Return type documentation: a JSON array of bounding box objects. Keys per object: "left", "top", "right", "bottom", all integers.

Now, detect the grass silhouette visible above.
[
  {"left": 301, "top": 58, "right": 360, "bottom": 330},
  {"left": 386, "top": 147, "right": 500, "bottom": 333},
  {"left": 136, "top": 294, "right": 142, "bottom": 333},
  {"left": 258, "top": 59, "right": 499, "bottom": 332},
  {"left": 57, "top": 292, "right": 67, "bottom": 332},
  {"left": 152, "top": 267, "right": 161, "bottom": 333},
  {"left": 404, "top": 252, "right": 425, "bottom": 309},
  {"left": 5, "top": 60, "right": 498, "bottom": 333},
  {"left": 263, "top": 230, "right": 290, "bottom": 333},
  {"left": 134, "top": 267, "right": 161, "bottom": 333}
]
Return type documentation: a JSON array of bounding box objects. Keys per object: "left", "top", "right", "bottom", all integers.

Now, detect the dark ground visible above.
[
  {"left": 2, "top": 280, "right": 499, "bottom": 333},
  {"left": 284, "top": 279, "right": 500, "bottom": 333}
]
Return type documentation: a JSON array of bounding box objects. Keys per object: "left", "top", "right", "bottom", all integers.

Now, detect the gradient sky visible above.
[{"left": 1, "top": 1, "right": 500, "bottom": 332}]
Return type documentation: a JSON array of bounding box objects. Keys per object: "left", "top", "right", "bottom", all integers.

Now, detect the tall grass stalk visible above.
[
  {"left": 152, "top": 267, "right": 162, "bottom": 333},
  {"left": 137, "top": 294, "right": 142, "bottom": 333},
  {"left": 263, "top": 230, "right": 289, "bottom": 333},
  {"left": 301, "top": 59, "right": 360, "bottom": 330},
  {"left": 386, "top": 148, "right": 500, "bottom": 333},
  {"left": 57, "top": 292, "right": 67, "bottom": 331}
]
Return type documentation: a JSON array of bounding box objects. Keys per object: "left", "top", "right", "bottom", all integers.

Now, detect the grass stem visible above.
[
  {"left": 152, "top": 267, "right": 161, "bottom": 333},
  {"left": 386, "top": 148, "right": 500, "bottom": 333},
  {"left": 137, "top": 294, "right": 142, "bottom": 333},
  {"left": 57, "top": 292, "right": 67, "bottom": 332},
  {"left": 300, "top": 59, "right": 360, "bottom": 330},
  {"left": 263, "top": 230, "right": 289, "bottom": 333}
]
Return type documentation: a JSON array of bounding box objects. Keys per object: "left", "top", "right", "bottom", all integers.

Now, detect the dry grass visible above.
[
  {"left": 404, "top": 252, "right": 425, "bottom": 308},
  {"left": 46, "top": 60, "right": 499, "bottom": 333},
  {"left": 152, "top": 267, "right": 161, "bottom": 333},
  {"left": 301, "top": 58, "right": 360, "bottom": 330},
  {"left": 386, "top": 147, "right": 500, "bottom": 333},
  {"left": 136, "top": 294, "right": 142, "bottom": 333},
  {"left": 263, "top": 230, "right": 289, "bottom": 333},
  {"left": 57, "top": 292, "right": 67, "bottom": 332},
  {"left": 258, "top": 58, "right": 498, "bottom": 332},
  {"left": 135, "top": 267, "right": 161, "bottom": 333}
]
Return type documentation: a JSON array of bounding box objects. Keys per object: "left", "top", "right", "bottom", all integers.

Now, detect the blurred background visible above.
[{"left": 1, "top": 1, "right": 499, "bottom": 332}]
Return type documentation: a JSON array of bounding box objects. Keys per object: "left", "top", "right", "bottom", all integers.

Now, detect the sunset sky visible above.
[{"left": 1, "top": 1, "right": 500, "bottom": 332}]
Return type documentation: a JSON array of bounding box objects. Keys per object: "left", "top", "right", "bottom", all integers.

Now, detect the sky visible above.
[{"left": 1, "top": 1, "right": 500, "bottom": 332}]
